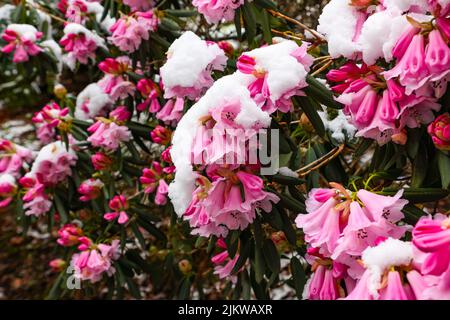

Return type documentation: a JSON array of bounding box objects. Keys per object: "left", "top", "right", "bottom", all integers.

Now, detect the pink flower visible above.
[
  {"left": 60, "top": 23, "right": 105, "bottom": 69},
  {"left": 161, "top": 147, "right": 173, "bottom": 164},
  {"left": 296, "top": 185, "right": 408, "bottom": 265},
  {"left": 20, "top": 177, "right": 52, "bottom": 217},
  {"left": 104, "top": 195, "right": 129, "bottom": 224},
  {"left": 91, "top": 152, "right": 113, "bottom": 171},
  {"left": 140, "top": 162, "right": 173, "bottom": 206},
  {"left": 183, "top": 169, "right": 279, "bottom": 237},
  {"left": 156, "top": 97, "right": 184, "bottom": 126},
  {"left": 32, "top": 102, "right": 70, "bottom": 143},
  {"left": 236, "top": 42, "right": 313, "bottom": 114},
  {"left": 97, "top": 57, "right": 135, "bottom": 101},
  {"left": 428, "top": 113, "right": 450, "bottom": 151},
  {"left": 307, "top": 264, "right": 342, "bottom": 300},
  {"left": 123, "top": 0, "right": 154, "bottom": 11},
  {"left": 0, "top": 174, "right": 17, "bottom": 208},
  {"left": 78, "top": 178, "right": 104, "bottom": 202},
  {"left": 108, "top": 10, "right": 159, "bottom": 53},
  {"left": 212, "top": 238, "right": 241, "bottom": 281},
  {"left": 49, "top": 259, "right": 67, "bottom": 272},
  {"left": 192, "top": 0, "right": 244, "bottom": 24},
  {"left": 412, "top": 214, "right": 450, "bottom": 276},
  {"left": 57, "top": 223, "right": 84, "bottom": 247},
  {"left": 150, "top": 125, "right": 172, "bottom": 145},
  {"left": 136, "top": 78, "right": 161, "bottom": 112},
  {"left": 0, "top": 140, "right": 33, "bottom": 177},
  {"left": 1, "top": 24, "right": 43, "bottom": 63},
  {"left": 70, "top": 239, "right": 120, "bottom": 283},
  {"left": 87, "top": 108, "right": 132, "bottom": 151},
  {"left": 29, "top": 141, "right": 77, "bottom": 187},
  {"left": 64, "top": 0, "right": 88, "bottom": 24}
]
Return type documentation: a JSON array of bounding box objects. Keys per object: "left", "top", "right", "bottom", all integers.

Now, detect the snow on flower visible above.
[
  {"left": 160, "top": 31, "right": 227, "bottom": 100},
  {"left": 28, "top": 141, "right": 78, "bottom": 187},
  {"left": 78, "top": 178, "right": 104, "bottom": 202},
  {"left": 60, "top": 23, "right": 106, "bottom": 70},
  {"left": 108, "top": 10, "right": 159, "bottom": 53},
  {"left": 32, "top": 102, "right": 70, "bottom": 143},
  {"left": 318, "top": 109, "right": 357, "bottom": 143},
  {"left": 192, "top": 0, "right": 245, "bottom": 24},
  {"left": 236, "top": 40, "right": 313, "bottom": 113},
  {"left": 1, "top": 24, "right": 43, "bottom": 63},
  {"left": 75, "top": 83, "right": 113, "bottom": 120}
]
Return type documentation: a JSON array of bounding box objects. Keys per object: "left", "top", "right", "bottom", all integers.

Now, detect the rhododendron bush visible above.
[{"left": 0, "top": 0, "right": 449, "bottom": 300}]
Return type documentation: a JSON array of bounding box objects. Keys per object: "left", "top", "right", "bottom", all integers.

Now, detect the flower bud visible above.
[
  {"left": 178, "top": 259, "right": 192, "bottom": 274},
  {"left": 428, "top": 113, "right": 450, "bottom": 151}
]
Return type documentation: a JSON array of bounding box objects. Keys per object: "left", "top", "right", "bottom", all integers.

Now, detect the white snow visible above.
[
  {"left": 0, "top": 4, "right": 15, "bottom": 21},
  {"left": 241, "top": 40, "right": 310, "bottom": 102},
  {"left": 75, "top": 83, "right": 112, "bottom": 120},
  {"left": 362, "top": 238, "right": 413, "bottom": 298},
  {"left": 318, "top": 109, "right": 356, "bottom": 143},
  {"left": 0, "top": 173, "right": 16, "bottom": 186},
  {"left": 160, "top": 31, "right": 227, "bottom": 92},
  {"left": 168, "top": 73, "right": 271, "bottom": 216},
  {"left": 6, "top": 24, "right": 40, "bottom": 41},
  {"left": 383, "top": 0, "right": 429, "bottom": 13},
  {"left": 41, "top": 40, "right": 63, "bottom": 71},
  {"left": 63, "top": 23, "right": 106, "bottom": 48},
  {"left": 30, "top": 141, "right": 77, "bottom": 176},
  {"left": 317, "top": 0, "right": 362, "bottom": 59}
]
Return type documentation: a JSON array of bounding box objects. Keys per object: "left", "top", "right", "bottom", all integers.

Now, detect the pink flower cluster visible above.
[
  {"left": 296, "top": 184, "right": 408, "bottom": 281},
  {"left": 108, "top": 10, "right": 159, "bottom": 53},
  {"left": 324, "top": 1, "right": 450, "bottom": 145},
  {"left": 60, "top": 23, "right": 105, "bottom": 69},
  {"left": 97, "top": 57, "right": 136, "bottom": 101},
  {"left": 297, "top": 184, "right": 450, "bottom": 299},
  {"left": 192, "top": 0, "right": 245, "bottom": 24},
  {"left": 0, "top": 139, "right": 33, "bottom": 177},
  {"left": 87, "top": 106, "right": 132, "bottom": 151},
  {"left": 32, "top": 102, "right": 70, "bottom": 143},
  {"left": 236, "top": 41, "right": 313, "bottom": 114},
  {"left": 70, "top": 239, "right": 120, "bottom": 283},
  {"left": 1, "top": 24, "right": 43, "bottom": 63},
  {"left": 104, "top": 195, "right": 129, "bottom": 224},
  {"left": 19, "top": 176, "right": 52, "bottom": 217},
  {"left": 78, "top": 178, "right": 104, "bottom": 202},
  {"left": 57, "top": 223, "right": 84, "bottom": 247},
  {"left": 140, "top": 150, "right": 175, "bottom": 206},
  {"left": 28, "top": 141, "right": 78, "bottom": 187}
]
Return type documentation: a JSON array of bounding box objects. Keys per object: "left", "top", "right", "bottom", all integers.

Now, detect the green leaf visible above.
[
  {"left": 437, "top": 151, "right": 450, "bottom": 189},
  {"left": 231, "top": 236, "right": 251, "bottom": 274},
  {"left": 253, "top": 244, "right": 266, "bottom": 283},
  {"left": 290, "top": 257, "right": 306, "bottom": 299},
  {"left": 269, "top": 174, "right": 304, "bottom": 185},
  {"left": 411, "top": 144, "right": 428, "bottom": 188},
  {"left": 379, "top": 188, "right": 449, "bottom": 203},
  {"left": 277, "top": 192, "right": 306, "bottom": 213},
  {"left": 164, "top": 9, "right": 198, "bottom": 17},
  {"left": 242, "top": 1, "right": 257, "bottom": 44},
  {"left": 295, "top": 96, "right": 326, "bottom": 137},
  {"left": 278, "top": 207, "right": 297, "bottom": 245},
  {"left": 131, "top": 222, "right": 146, "bottom": 250},
  {"left": 305, "top": 75, "right": 343, "bottom": 109},
  {"left": 178, "top": 277, "right": 191, "bottom": 299},
  {"left": 402, "top": 204, "right": 426, "bottom": 225},
  {"left": 254, "top": 0, "right": 277, "bottom": 9},
  {"left": 54, "top": 193, "right": 69, "bottom": 224},
  {"left": 262, "top": 239, "right": 280, "bottom": 274},
  {"left": 262, "top": 205, "right": 284, "bottom": 230}
]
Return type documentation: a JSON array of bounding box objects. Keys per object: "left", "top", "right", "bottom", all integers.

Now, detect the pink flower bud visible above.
[{"left": 428, "top": 113, "right": 450, "bottom": 151}]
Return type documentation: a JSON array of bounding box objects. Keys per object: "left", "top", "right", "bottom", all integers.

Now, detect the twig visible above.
[
  {"left": 271, "top": 29, "right": 304, "bottom": 41},
  {"left": 268, "top": 9, "right": 325, "bottom": 41},
  {"left": 311, "top": 60, "right": 333, "bottom": 77},
  {"left": 296, "top": 144, "right": 345, "bottom": 177}
]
